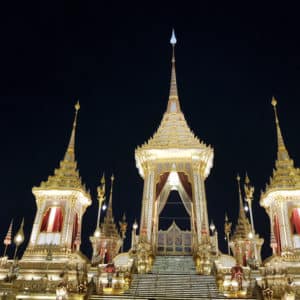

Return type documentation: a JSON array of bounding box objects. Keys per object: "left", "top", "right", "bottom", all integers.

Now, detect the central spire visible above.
[{"left": 167, "top": 29, "right": 181, "bottom": 113}]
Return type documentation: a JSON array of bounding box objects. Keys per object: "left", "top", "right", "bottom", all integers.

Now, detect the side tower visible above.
[
  {"left": 90, "top": 175, "right": 122, "bottom": 265},
  {"left": 230, "top": 175, "right": 263, "bottom": 267},
  {"left": 22, "top": 102, "right": 91, "bottom": 262},
  {"left": 135, "top": 31, "right": 213, "bottom": 266},
  {"left": 260, "top": 98, "right": 300, "bottom": 257}
]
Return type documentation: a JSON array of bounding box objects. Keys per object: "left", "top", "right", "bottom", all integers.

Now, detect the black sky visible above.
[{"left": 0, "top": 2, "right": 300, "bottom": 259}]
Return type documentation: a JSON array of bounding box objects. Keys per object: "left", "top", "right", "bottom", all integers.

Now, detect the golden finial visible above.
[
  {"left": 224, "top": 213, "right": 232, "bottom": 255},
  {"left": 245, "top": 172, "right": 250, "bottom": 185},
  {"left": 225, "top": 213, "right": 228, "bottom": 222},
  {"left": 236, "top": 174, "right": 246, "bottom": 219},
  {"left": 170, "top": 28, "right": 177, "bottom": 46},
  {"left": 75, "top": 100, "right": 80, "bottom": 111},
  {"left": 167, "top": 29, "right": 181, "bottom": 112},
  {"left": 101, "top": 173, "right": 105, "bottom": 185},
  {"left": 119, "top": 213, "right": 128, "bottom": 252},
  {"left": 244, "top": 173, "right": 255, "bottom": 234},
  {"left": 271, "top": 96, "right": 277, "bottom": 107},
  {"left": 97, "top": 173, "right": 106, "bottom": 201},
  {"left": 96, "top": 173, "right": 106, "bottom": 229},
  {"left": 106, "top": 174, "right": 115, "bottom": 218}
]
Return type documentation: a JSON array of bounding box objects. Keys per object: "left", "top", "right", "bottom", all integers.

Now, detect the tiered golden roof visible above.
[
  {"left": 135, "top": 31, "right": 212, "bottom": 152},
  {"left": 262, "top": 97, "right": 300, "bottom": 198},
  {"left": 33, "top": 102, "right": 90, "bottom": 199},
  {"left": 232, "top": 175, "right": 252, "bottom": 240}
]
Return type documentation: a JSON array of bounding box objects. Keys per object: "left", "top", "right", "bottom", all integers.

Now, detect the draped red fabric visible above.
[
  {"left": 156, "top": 172, "right": 170, "bottom": 198},
  {"left": 104, "top": 250, "right": 110, "bottom": 264},
  {"left": 291, "top": 208, "right": 300, "bottom": 234},
  {"left": 52, "top": 207, "right": 63, "bottom": 232},
  {"left": 242, "top": 254, "right": 247, "bottom": 266},
  {"left": 274, "top": 215, "right": 281, "bottom": 254},
  {"left": 40, "top": 208, "right": 51, "bottom": 232},
  {"left": 71, "top": 214, "right": 78, "bottom": 250},
  {"left": 178, "top": 172, "right": 192, "bottom": 199}
]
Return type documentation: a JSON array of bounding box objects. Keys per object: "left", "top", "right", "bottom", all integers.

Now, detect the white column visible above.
[
  {"left": 140, "top": 171, "right": 150, "bottom": 235},
  {"left": 146, "top": 169, "right": 155, "bottom": 242},
  {"left": 30, "top": 199, "right": 47, "bottom": 246},
  {"left": 279, "top": 201, "right": 289, "bottom": 251},
  {"left": 192, "top": 165, "right": 202, "bottom": 244},
  {"left": 199, "top": 173, "right": 209, "bottom": 234},
  {"left": 283, "top": 201, "right": 293, "bottom": 249}
]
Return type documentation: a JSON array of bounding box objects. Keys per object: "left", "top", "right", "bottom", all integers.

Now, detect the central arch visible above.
[{"left": 153, "top": 171, "right": 195, "bottom": 255}]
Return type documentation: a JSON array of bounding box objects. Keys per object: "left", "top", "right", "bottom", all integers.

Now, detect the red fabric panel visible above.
[
  {"left": 291, "top": 208, "right": 300, "bottom": 234},
  {"left": 71, "top": 214, "right": 78, "bottom": 250},
  {"left": 178, "top": 172, "right": 192, "bottom": 199},
  {"left": 40, "top": 208, "right": 51, "bottom": 232},
  {"left": 104, "top": 250, "right": 110, "bottom": 264},
  {"left": 156, "top": 172, "right": 170, "bottom": 198},
  {"left": 274, "top": 215, "right": 281, "bottom": 254},
  {"left": 242, "top": 254, "right": 247, "bottom": 266},
  {"left": 52, "top": 207, "right": 63, "bottom": 232}
]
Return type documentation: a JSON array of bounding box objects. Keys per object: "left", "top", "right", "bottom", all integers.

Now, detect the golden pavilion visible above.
[{"left": 0, "top": 30, "right": 299, "bottom": 300}]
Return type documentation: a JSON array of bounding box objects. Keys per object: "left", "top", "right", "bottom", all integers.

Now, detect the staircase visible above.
[{"left": 124, "top": 255, "right": 225, "bottom": 299}]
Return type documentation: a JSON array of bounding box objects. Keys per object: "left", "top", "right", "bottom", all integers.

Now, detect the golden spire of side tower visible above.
[
  {"left": 271, "top": 97, "right": 291, "bottom": 162},
  {"left": 64, "top": 100, "right": 80, "bottom": 162}
]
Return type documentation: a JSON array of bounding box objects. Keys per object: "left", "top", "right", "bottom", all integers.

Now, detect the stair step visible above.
[{"left": 125, "top": 256, "right": 226, "bottom": 299}]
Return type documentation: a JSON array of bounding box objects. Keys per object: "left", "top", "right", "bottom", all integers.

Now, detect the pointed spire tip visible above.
[
  {"left": 170, "top": 29, "right": 177, "bottom": 45},
  {"left": 271, "top": 96, "right": 277, "bottom": 107},
  {"left": 75, "top": 100, "right": 80, "bottom": 111}
]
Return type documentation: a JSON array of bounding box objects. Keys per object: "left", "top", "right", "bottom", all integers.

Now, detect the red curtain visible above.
[
  {"left": 40, "top": 208, "right": 51, "bottom": 232},
  {"left": 156, "top": 172, "right": 170, "bottom": 198},
  {"left": 72, "top": 214, "right": 78, "bottom": 250},
  {"left": 274, "top": 215, "right": 281, "bottom": 254},
  {"left": 40, "top": 207, "right": 63, "bottom": 233},
  {"left": 178, "top": 172, "right": 192, "bottom": 199},
  {"left": 291, "top": 208, "right": 300, "bottom": 234},
  {"left": 52, "top": 207, "right": 63, "bottom": 232}
]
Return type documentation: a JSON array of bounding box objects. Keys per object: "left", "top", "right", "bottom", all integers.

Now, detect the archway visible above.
[{"left": 154, "top": 172, "right": 194, "bottom": 255}]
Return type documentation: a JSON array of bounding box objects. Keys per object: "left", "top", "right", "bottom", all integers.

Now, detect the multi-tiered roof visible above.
[
  {"left": 135, "top": 31, "right": 213, "bottom": 177},
  {"left": 261, "top": 98, "right": 300, "bottom": 207}
]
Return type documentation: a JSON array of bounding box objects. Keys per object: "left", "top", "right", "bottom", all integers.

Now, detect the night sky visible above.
[{"left": 0, "top": 2, "right": 300, "bottom": 260}]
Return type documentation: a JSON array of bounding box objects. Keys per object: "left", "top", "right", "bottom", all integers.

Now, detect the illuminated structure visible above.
[
  {"left": 23, "top": 101, "right": 91, "bottom": 262},
  {"left": 135, "top": 30, "right": 214, "bottom": 273},
  {"left": 90, "top": 175, "right": 122, "bottom": 266},
  {"left": 229, "top": 175, "right": 263, "bottom": 267},
  {"left": 0, "top": 32, "right": 300, "bottom": 299},
  {"left": 258, "top": 98, "right": 300, "bottom": 298}
]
